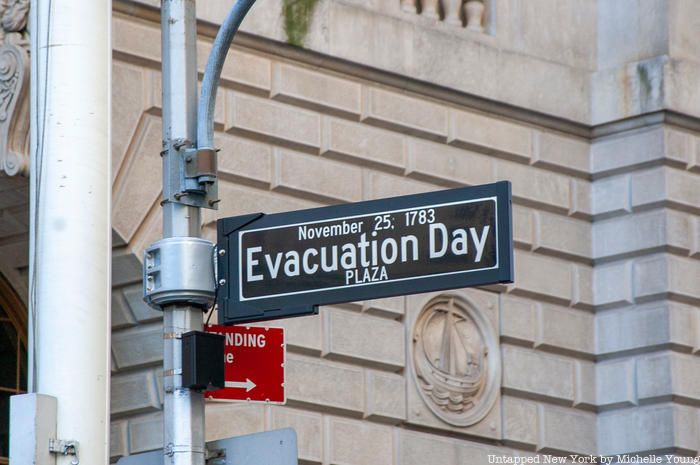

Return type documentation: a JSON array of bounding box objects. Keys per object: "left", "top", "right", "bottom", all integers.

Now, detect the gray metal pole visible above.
[
  {"left": 148, "top": 1, "right": 258, "bottom": 463},
  {"left": 160, "top": 1, "right": 205, "bottom": 465}
]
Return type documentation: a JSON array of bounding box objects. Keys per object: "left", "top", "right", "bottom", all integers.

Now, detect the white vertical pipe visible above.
[{"left": 29, "top": 0, "right": 112, "bottom": 464}]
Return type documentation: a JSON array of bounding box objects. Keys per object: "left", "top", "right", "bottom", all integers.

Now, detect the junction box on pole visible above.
[{"left": 143, "top": 237, "right": 216, "bottom": 309}]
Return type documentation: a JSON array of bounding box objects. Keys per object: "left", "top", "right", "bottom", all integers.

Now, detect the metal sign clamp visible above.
[
  {"left": 49, "top": 438, "right": 79, "bottom": 464},
  {"left": 164, "top": 443, "right": 206, "bottom": 457},
  {"left": 184, "top": 147, "right": 218, "bottom": 184},
  {"left": 162, "top": 142, "right": 220, "bottom": 210},
  {"left": 181, "top": 147, "right": 220, "bottom": 208},
  {"left": 205, "top": 448, "right": 226, "bottom": 465}
]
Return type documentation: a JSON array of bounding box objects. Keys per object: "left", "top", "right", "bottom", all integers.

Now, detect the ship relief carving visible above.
[
  {"left": 0, "top": 0, "right": 30, "bottom": 177},
  {"left": 412, "top": 295, "right": 500, "bottom": 427}
]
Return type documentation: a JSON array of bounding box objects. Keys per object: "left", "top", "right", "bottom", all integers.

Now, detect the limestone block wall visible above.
[
  {"left": 107, "top": 6, "right": 700, "bottom": 464},
  {"left": 590, "top": 126, "right": 700, "bottom": 456},
  {"left": 109, "top": 11, "right": 596, "bottom": 462}
]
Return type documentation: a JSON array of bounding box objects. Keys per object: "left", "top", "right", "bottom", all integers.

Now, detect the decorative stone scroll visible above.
[
  {"left": 411, "top": 295, "right": 499, "bottom": 426},
  {"left": 400, "top": 0, "right": 486, "bottom": 31},
  {"left": 0, "top": 0, "right": 30, "bottom": 177}
]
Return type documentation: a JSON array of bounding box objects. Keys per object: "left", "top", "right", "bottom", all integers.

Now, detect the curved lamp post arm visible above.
[{"left": 197, "top": 0, "right": 257, "bottom": 150}]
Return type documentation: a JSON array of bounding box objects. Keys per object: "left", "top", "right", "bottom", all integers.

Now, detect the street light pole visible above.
[
  {"left": 160, "top": 2, "right": 205, "bottom": 465},
  {"left": 145, "top": 2, "right": 258, "bottom": 464}
]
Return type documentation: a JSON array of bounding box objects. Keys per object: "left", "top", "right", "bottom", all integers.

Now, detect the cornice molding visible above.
[{"left": 113, "top": 0, "right": 700, "bottom": 143}]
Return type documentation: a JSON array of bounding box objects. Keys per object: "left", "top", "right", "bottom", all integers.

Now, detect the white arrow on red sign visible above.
[{"left": 224, "top": 379, "right": 257, "bottom": 392}]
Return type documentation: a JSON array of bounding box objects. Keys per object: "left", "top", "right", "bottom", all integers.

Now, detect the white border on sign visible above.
[{"left": 238, "top": 196, "right": 499, "bottom": 302}]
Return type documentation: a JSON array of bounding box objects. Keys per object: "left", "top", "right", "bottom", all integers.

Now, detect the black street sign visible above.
[{"left": 216, "top": 181, "right": 513, "bottom": 325}]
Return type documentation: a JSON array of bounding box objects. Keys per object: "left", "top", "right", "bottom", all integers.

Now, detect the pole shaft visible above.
[
  {"left": 160, "top": 2, "right": 205, "bottom": 465},
  {"left": 29, "top": 0, "right": 112, "bottom": 463}
]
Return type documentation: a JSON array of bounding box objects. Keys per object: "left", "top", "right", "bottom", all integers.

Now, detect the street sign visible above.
[
  {"left": 217, "top": 181, "right": 513, "bottom": 325},
  {"left": 207, "top": 428, "right": 298, "bottom": 465},
  {"left": 116, "top": 428, "right": 298, "bottom": 465},
  {"left": 205, "top": 325, "right": 286, "bottom": 404}
]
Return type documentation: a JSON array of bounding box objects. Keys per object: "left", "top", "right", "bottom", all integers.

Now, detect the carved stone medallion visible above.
[{"left": 411, "top": 295, "right": 500, "bottom": 426}]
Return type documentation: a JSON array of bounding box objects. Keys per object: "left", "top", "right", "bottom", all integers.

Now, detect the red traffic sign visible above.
[{"left": 205, "top": 325, "right": 286, "bottom": 404}]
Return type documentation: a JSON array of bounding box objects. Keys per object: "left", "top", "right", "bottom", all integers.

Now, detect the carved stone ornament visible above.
[
  {"left": 400, "top": 0, "right": 417, "bottom": 14},
  {"left": 0, "top": 0, "right": 30, "bottom": 177},
  {"left": 411, "top": 295, "right": 500, "bottom": 427},
  {"left": 443, "top": 0, "right": 464, "bottom": 26},
  {"left": 464, "top": 0, "right": 485, "bottom": 31},
  {"left": 421, "top": 0, "right": 440, "bottom": 19}
]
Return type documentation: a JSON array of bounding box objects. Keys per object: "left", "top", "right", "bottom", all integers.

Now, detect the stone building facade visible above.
[{"left": 1, "top": 0, "right": 700, "bottom": 463}]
